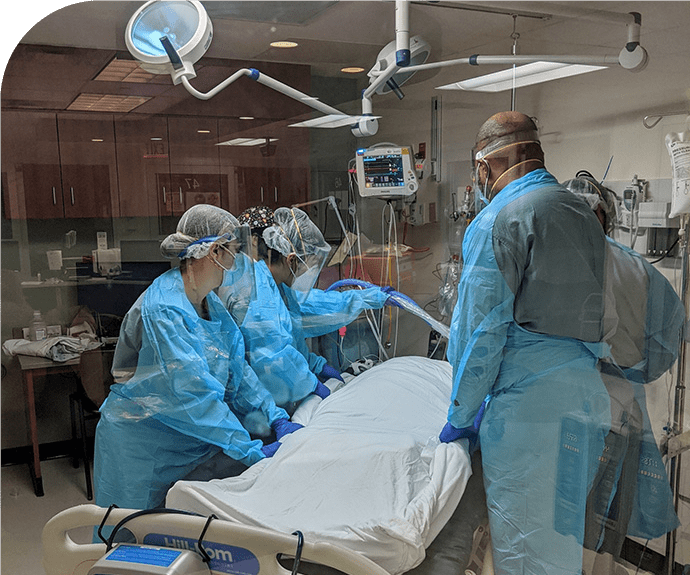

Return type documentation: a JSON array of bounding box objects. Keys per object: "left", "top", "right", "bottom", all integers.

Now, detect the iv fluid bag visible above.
[{"left": 666, "top": 130, "right": 690, "bottom": 218}]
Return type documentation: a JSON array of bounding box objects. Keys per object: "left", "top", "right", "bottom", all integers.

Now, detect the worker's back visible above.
[{"left": 492, "top": 181, "right": 607, "bottom": 342}]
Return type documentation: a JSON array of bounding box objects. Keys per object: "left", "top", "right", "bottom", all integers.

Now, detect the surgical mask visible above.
[
  {"left": 472, "top": 162, "right": 491, "bottom": 211},
  {"left": 220, "top": 251, "right": 250, "bottom": 286},
  {"left": 209, "top": 242, "right": 237, "bottom": 273}
]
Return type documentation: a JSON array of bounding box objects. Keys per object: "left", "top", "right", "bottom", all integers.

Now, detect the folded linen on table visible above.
[{"left": 2, "top": 336, "right": 102, "bottom": 362}]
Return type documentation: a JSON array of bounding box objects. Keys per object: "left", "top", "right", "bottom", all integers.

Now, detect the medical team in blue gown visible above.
[
  {"left": 439, "top": 111, "right": 683, "bottom": 574},
  {"left": 94, "top": 113, "right": 682, "bottom": 573},
  {"left": 218, "top": 205, "right": 398, "bottom": 416},
  {"left": 93, "top": 205, "right": 302, "bottom": 510}
]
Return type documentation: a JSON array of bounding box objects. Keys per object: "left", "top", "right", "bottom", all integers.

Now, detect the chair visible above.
[{"left": 69, "top": 347, "right": 115, "bottom": 500}]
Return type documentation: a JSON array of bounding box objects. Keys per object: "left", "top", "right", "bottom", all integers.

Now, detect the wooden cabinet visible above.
[
  {"left": 21, "top": 164, "right": 64, "bottom": 219},
  {"left": 218, "top": 118, "right": 310, "bottom": 213},
  {"left": 1, "top": 111, "right": 62, "bottom": 219},
  {"left": 2, "top": 111, "right": 310, "bottom": 221},
  {"left": 114, "top": 116, "right": 170, "bottom": 218},
  {"left": 165, "top": 117, "right": 226, "bottom": 214},
  {"left": 237, "top": 166, "right": 309, "bottom": 210},
  {"left": 0, "top": 111, "right": 116, "bottom": 219},
  {"left": 56, "top": 114, "right": 116, "bottom": 219}
]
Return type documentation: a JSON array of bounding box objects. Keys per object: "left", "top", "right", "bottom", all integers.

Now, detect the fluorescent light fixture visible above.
[
  {"left": 436, "top": 61, "right": 607, "bottom": 92},
  {"left": 95, "top": 57, "right": 160, "bottom": 83},
  {"left": 239, "top": 116, "right": 254, "bottom": 120},
  {"left": 270, "top": 41, "right": 298, "bottom": 48},
  {"left": 217, "top": 137, "right": 278, "bottom": 146},
  {"left": 341, "top": 67, "right": 365, "bottom": 74},
  {"left": 67, "top": 93, "right": 152, "bottom": 112}
]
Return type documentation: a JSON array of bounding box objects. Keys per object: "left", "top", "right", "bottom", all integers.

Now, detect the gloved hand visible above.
[
  {"left": 381, "top": 286, "right": 404, "bottom": 309},
  {"left": 439, "top": 394, "right": 491, "bottom": 443},
  {"left": 439, "top": 421, "right": 476, "bottom": 443},
  {"left": 313, "top": 381, "right": 331, "bottom": 399},
  {"left": 271, "top": 418, "right": 303, "bottom": 440},
  {"left": 318, "top": 364, "right": 344, "bottom": 383},
  {"left": 261, "top": 441, "right": 281, "bottom": 458}
]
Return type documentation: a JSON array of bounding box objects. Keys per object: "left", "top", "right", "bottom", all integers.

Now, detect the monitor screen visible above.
[
  {"left": 361, "top": 153, "right": 406, "bottom": 190},
  {"left": 355, "top": 146, "right": 418, "bottom": 198}
]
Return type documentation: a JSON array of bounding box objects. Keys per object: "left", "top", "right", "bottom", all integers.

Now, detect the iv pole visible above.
[{"left": 666, "top": 215, "right": 688, "bottom": 575}]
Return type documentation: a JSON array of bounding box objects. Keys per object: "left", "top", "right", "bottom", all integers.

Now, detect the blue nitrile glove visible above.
[
  {"left": 439, "top": 421, "right": 476, "bottom": 443},
  {"left": 381, "top": 285, "right": 405, "bottom": 309},
  {"left": 439, "top": 394, "right": 491, "bottom": 443},
  {"left": 313, "top": 381, "right": 331, "bottom": 399},
  {"left": 261, "top": 441, "right": 281, "bottom": 458},
  {"left": 318, "top": 364, "right": 344, "bottom": 383},
  {"left": 271, "top": 418, "right": 303, "bottom": 440}
]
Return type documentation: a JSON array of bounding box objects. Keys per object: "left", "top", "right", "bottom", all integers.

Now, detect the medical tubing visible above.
[
  {"left": 327, "top": 279, "right": 416, "bottom": 306},
  {"left": 326, "top": 279, "right": 451, "bottom": 338},
  {"left": 290, "top": 531, "right": 304, "bottom": 575},
  {"left": 198, "top": 514, "right": 218, "bottom": 563}
]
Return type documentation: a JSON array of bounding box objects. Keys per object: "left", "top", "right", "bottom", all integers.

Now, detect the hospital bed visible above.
[
  {"left": 166, "top": 356, "right": 473, "bottom": 575},
  {"left": 42, "top": 504, "right": 390, "bottom": 575},
  {"left": 42, "top": 357, "right": 477, "bottom": 575}
]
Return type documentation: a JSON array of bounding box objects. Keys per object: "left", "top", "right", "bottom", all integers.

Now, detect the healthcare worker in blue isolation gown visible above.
[
  {"left": 94, "top": 204, "right": 301, "bottom": 511},
  {"left": 218, "top": 205, "right": 397, "bottom": 414},
  {"left": 438, "top": 112, "right": 683, "bottom": 574},
  {"left": 562, "top": 173, "right": 682, "bottom": 564}
]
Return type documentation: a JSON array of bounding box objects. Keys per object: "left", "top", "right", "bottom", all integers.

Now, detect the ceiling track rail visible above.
[{"left": 411, "top": 1, "right": 552, "bottom": 21}]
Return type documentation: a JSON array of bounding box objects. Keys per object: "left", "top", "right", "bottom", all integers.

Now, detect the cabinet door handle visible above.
[
  {"left": 163, "top": 186, "right": 167, "bottom": 204},
  {"left": 179, "top": 188, "right": 183, "bottom": 204},
  {"left": 52, "top": 187, "right": 57, "bottom": 205},
  {"left": 70, "top": 187, "right": 75, "bottom": 205},
  {"left": 260, "top": 186, "right": 264, "bottom": 203},
  {"left": 274, "top": 186, "right": 278, "bottom": 203}
]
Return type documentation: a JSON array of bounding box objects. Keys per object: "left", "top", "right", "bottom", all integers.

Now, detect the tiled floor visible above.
[{"left": 2, "top": 457, "right": 94, "bottom": 575}]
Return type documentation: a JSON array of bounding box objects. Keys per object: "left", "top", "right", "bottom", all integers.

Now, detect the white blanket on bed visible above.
[{"left": 166, "top": 356, "right": 472, "bottom": 575}]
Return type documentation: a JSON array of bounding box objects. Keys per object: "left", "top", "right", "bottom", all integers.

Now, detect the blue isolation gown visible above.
[
  {"left": 217, "top": 260, "right": 389, "bottom": 410},
  {"left": 447, "top": 169, "right": 681, "bottom": 574},
  {"left": 94, "top": 268, "right": 288, "bottom": 510}
]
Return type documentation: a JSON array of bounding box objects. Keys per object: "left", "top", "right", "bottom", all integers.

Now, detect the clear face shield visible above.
[
  {"left": 290, "top": 248, "right": 331, "bottom": 297},
  {"left": 471, "top": 129, "right": 541, "bottom": 206},
  {"left": 262, "top": 206, "right": 332, "bottom": 304},
  {"left": 216, "top": 224, "right": 257, "bottom": 324}
]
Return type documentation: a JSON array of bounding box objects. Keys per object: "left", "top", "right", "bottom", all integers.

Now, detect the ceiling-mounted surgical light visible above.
[
  {"left": 437, "top": 61, "right": 608, "bottom": 92},
  {"left": 367, "top": 35, "right": 430, "bottom": 97},
  {"left": 125, "top": 0, "right": 212, "bottom": 83}
]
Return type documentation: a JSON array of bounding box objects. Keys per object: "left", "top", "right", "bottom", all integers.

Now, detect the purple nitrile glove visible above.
[
  {"left": 271, "top": 418, "right": 303, "bottom": 440},
  {"left": 318, "top": 363, "right": 344, "bottom": 383},
  {"left": 261, "top": 441, "right": 281, "bottom": 458}
]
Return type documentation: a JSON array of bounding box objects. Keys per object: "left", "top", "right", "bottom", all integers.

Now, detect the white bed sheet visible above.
[{"left": 166, "top": 356, "right": 472, "bottom": 575}]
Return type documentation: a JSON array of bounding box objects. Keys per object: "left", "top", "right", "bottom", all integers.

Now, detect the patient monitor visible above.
[{"left": 355, "top": 146, "right": 418, "bottom": 199}]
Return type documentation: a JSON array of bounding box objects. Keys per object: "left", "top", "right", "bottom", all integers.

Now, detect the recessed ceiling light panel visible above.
[
  {"left": 270, "top": 41, "right": 299, "bottom": 49},
  {"left": 66, "top": 94, "right": 152, "bottom": 113}
]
